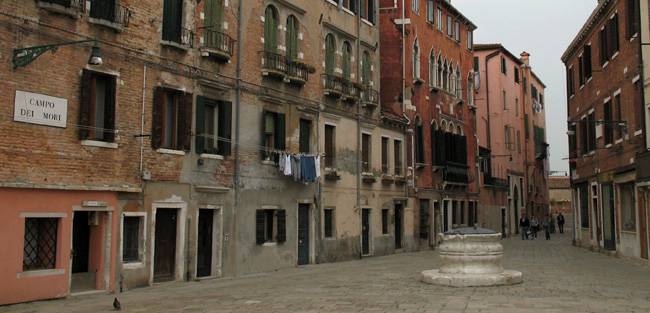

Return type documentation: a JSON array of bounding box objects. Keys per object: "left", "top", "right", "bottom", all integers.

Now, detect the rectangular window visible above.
[
  {"left": 578, "top": 56, "right": 585, "bottom": 85},
  {"left": 588, "top": 112, "right": 596, "bottom": 152},
  {"left": 501, "top": 57, "right": 507, "bottom": 75},
  {"left": 89, "top": 0, "right": 117, "bottom": 23},
  {"left": 325, "top": 124, "right": 336, "bottom": 168},
  {"left": 609, "top": 14, "right": 619, "bottom": 57},
  {"left": 362, "top": 133, "right": 371, "bottom": 173},
  {"left": 122, "top": 216, "right": 143, "bottom": 262},
  {"left": 381, "top": 209, "right": 389, "bottom": 235},
  {"left": 324, "top": 208, "right": 334, "bottom": 238},
  {"left": 23, "top": 218, "right": 58, "bottom": 271},
  {"left": 567, "top": 67, "right": 575, "bottom": 97},
  {"left": 579, "top": 184, "right": 589, "bottom": 228},
  {"left": 412, "top": 0, "right": 419, "bottom": 13},
  {"left": 447, "top": 16, "right": 452, "bottom": 37},
  {"left": 419, "top": 199, "right": 430, "bottom": 239},
  {"left": 473, "top": 57, "right": 479, "bottom": 72},
  {"left": 299, "top": 119, "right": 311, "bottom": 153},
  {"left": 580, "top": 116, "right": 588, "bottom": 154},
  {"left": 627, "top": 0, "right": 640, "bottom": 38},
  {"left": 426, "top": 0, "right": 434, "bottom": 23},
  {"left": 615, "top": 94, "right": 622, "bottom": 140},
  {"left": 568, "top": 123, "right": 577, "bottom": 158},
  {"left": 620, "top": 183, "right": 636, "bottom": 232},
  {"left": 635, "top": 80, "right": 643, "bottom": 131},
  {"left": 583, "top": 45, "right": 592, "bottom": 81},
  {"left": 381, "top": 137, "right": 389, "bottom": 174},
  {"left": 436, "top": 8, "right": 442, "bottom": 31},
  {"left": 514, "top": 67, "right": 520, "bottom": 83},
  {"left": 162, "top": 0, "right": 184, "bottom": 44},
  {"left": 79, "top": 70, "right": 116, "bottom": 142},
  {"left": 604, "top": 99, "right": 613, "bottom": 145},
  {"left": 454, "top": 21, "right": 460, "bottom": 42},
  {"left": 152, "top": 88, "right": 192, "bottom": 151},
  {"left": 261, "top": 111, "right": 286, "bottom": 161},
  {"left": 196, "top": 97, "right": 232, "bottom": 156},
  {"left": 255, "top": 209, "right": 286, "bottom": 244},
  {"left": 600, "top": 27, "right": 608, "bottom": 65},
  {"left": 467, "top": 30, "right": 473, "bottom": 50},
  {"left": 394, "top": 139, "right": 403, "bottom": 176}
]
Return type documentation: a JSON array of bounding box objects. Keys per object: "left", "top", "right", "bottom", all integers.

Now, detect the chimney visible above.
[{"left": 520, "top": 51, "right": 530, "bottom": 66}]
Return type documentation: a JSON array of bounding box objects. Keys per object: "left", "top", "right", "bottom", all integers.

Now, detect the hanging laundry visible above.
[
  {"left": 315, "top": 155, "right": 321, "bottom": 179},
  {"left": 283, "top": 153, "right": 292, "bottom": 176}
]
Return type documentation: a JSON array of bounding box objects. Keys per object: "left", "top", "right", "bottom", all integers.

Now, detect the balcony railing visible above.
[
  {"left": 362, "top": 87, "right": 379, "bottom": 107},
  {"left": 286, "top": 61, "right": 309, "bottom": 84},
  {"left": 323, "top": 74, "right": 344, "bottom": 96},
  {"left": 443, "top": 162, "right": 469, "bottom": 185},
  {"left": 89, "top": 1, "right": 131, "bottom": 28},
  {"left": 201, "top": 29, "right": 235, "bottom": 61},
  {"left": 163, "top": 27, "right": 194, "bottom": 48},
  {"left": 484, "top": 175, "right": 508, "bottom": 188},
  {"left": 260, "top": 51, "right": 287, "bottom": 78},
  {"left": 341, "top": 80, "right": 361, "bottom": 101}
]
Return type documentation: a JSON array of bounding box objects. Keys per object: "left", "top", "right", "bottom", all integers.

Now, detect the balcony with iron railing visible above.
[
  {"left": 361, "top": 87, "right": 379, "bottom": 108},
  {"left": 200, "top": 28, "right": 235, "bottom": 62},
  {"left": 285, "top": 61, "right": 309, "bottom": 85},
  {"left": 322, "top": 74, "right": 344, "bottom": 97},
  {"left": 341, "top": 80, "right": 361, "bottom": 102},
  {"left": 442, "top": 161, "right": 469, "bottom": 185},
  {"left": 88, "top": 1, "right": 131, "bottom": 31},
  {"left": 37, "top": 0, "right": 85, "bottom": 17},
  {"left": 260, "top": 51, "right": 287, "bottom": 79},
  {"left": 162, "top": 26, "right": 194, "bottom": 50},
  {"left": 483, "top": 175, "right": 508, "bottom": 188}
]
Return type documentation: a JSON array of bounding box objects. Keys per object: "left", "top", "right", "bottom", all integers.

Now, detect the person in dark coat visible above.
[
  {"left": 543, "top": 214, "right": 551, "bottom": 240},
  {"left": 557, "top": 212, "right": 566, "bottom": 234},
  {"left": 519, "top": 214, "right": 530, "bottom": 240}
]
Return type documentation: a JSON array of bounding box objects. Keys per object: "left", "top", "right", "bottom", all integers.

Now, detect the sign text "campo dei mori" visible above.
[{"left": 13, "top": 90, "right": 67, "bottom": 128}]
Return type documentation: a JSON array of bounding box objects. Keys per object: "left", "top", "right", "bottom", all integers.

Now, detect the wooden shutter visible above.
[
  {"left": 276, "top": 210, "right": 286, "bottom": 243},
  {"left": 261, "top": 110, "right": 267, "bottom": 159},
  {"left": 151, "top": 88, "right": 164, "bottom": 149},
  {"left": 78, "top": 70, "right": 92, "bottom": 140},
  {"left": 177, "top": 93, "right": 193, "bottom": 151},
  {"left": 195, "top": 96, "right": 206, "bottom": 154},
  {"left": 299, "top": 119, "right": 310, "bottom": 153},
  {"left": 275, "top": 112, "right": 286, "bottom": 150},
  {"left": 103, "top": 75, "right": 117, "bottom": 142},
  {"left": 286, "top": 16, "right": 298, "bottom": 61},
  {"left": 255, "top": 210, "right": 265, "bottom": 245},
  {"left": 325, "top": 35, "right": 335, "bottom": 75},
  {"left": 342, "top": 43, "right": 351, "bottom": 80},
  {"left": 218, "top": 101, "right": 232, "bottom": 156},
  {"left": 264, "top": 7, "right": 276, "bottom": 52}
]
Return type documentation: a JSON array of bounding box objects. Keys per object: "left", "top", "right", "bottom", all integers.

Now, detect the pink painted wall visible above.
[{"left": 0, "top": 188, "right": 119, "bottom": 305}]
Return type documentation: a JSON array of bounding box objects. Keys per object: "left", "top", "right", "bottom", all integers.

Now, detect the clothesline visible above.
[{"left": 276, "top": 152, "right": 321, "bottom": 184}]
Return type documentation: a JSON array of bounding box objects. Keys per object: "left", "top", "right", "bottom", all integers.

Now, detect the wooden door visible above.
[
  {"left": 72, "top": 211, "right": 90, "bottom": 274},
  {"left": 298, "top": 204, "right": 310, "bottom": 265},
  {"left": 362, "top": 209, "right": 370, "bottom": 255},
  {"left": 196, "top": 209, "right": 213, "bottom": 277},
  {"left": 154, "top": 209, "right": 177, "bottom": 282},
  {"left": 394, "top": 204, "right": 403, "bottom": 249}
]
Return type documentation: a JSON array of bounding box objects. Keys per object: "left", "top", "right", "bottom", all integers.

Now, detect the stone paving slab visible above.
[{"left": 2, "top": 233, "right": 650, "bottom": 313}]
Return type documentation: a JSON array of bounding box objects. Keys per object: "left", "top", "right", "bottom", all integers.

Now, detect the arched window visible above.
[
  {"left": 457, "top": 125, "right": 463, "bottom": 136},
  {"left": 325, "top": 34, "right": 336, "bottom": 75},
  {"left": 449, "top": 63, "right": 456, "bottom": 94},
  {"left": 413, "top": 39, "right": 421, "bottom": 79},
  {"left": 431, "top": 120, "right": 438, "bottom": 131},
  {"left": 467, "top": 72, "right": 474, "bottom": 106},
  {"left": 415, "top": 116, "right": 424, "bottom": 164},
  {"left": 449, "top": 122, "right": 455, "bottom": 134},
  {"left": 362, "top": 51, "right": 372, "bottom": 85},
  {"left": 264, "top": 6, "right": 278, "bottom": 52},
  {"left": 442, "top": 60, "right": 449, "bottom": 91},
  {"left": 429, "top": 49, "right": 437, "bottom": 88},
  {"left": 286, "top": 15, "right": 299, "bottom": 61},
  {"left": 342, "top": 41, "right": 352, "bottom": 80},
  {"left": 456, "top": 65, "right": 462, "bottom": 97},
  {"left": 437, "top": 55, "right": 443, "bottom": 88}
]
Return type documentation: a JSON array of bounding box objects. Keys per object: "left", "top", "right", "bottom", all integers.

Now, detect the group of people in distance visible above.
[{"left": 518, "top": 212, "right": 565, "bottom": 240}]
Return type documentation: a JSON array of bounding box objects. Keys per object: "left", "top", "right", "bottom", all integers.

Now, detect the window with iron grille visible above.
[
  {"left": 122, "top": 216, "right": 142, "bottom": 263},
  {"left": 23, "top": 218, "right": 59, "bottom": 271},
  {"left": 255, "top": 209, "right": 286, "bottom": 244}
]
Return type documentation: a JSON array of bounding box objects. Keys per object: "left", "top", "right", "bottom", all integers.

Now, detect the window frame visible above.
[
  {"left": 121, "top": 212, "right": 146, "bottom": 265},
  {"left": 22, "top": 216, "right": 60, "bottom": 272}
]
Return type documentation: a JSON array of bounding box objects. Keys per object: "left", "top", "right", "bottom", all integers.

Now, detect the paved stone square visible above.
[{"left": 3, "top": 233, "right": 650, "bottom": 313}]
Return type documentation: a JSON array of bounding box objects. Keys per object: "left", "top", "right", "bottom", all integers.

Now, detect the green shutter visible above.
[
  {"left": 286, "top": 16, "right": 298, "bottom": 61},
  {"left": 104, "top": 76, "right": 116, "bottom": 142},
  {"left": 195, "top": 96, "right": 205, "bottom": 154},
  {"left": 275, "top": 113, "right": 286, "bottom": 150},
  {"left": 218, "top": 101, "right": 232, "bottom": 156},
  {"left": 78, "top": 70, "right": 92, "bottom": 140},
  {"left": 325, "top": 35, "right": 335, "bottom": 75},
  {"left": 276, "top": 210, "right": 286, "bottom": 243},
  {"left": 342, "top": 44, "right": 351, "bottom": 80},
  {"left": 264, "top": 7, "right": 276, "bottom": 52},
  {"left": 261, "top": 110, "right": 267, "bottom": 159},
  {"left": 151, "top": 88, "right": 164, "bottom": 149},
  {"left": 362, "top": 53, "right": 371, "bottom": 85}
]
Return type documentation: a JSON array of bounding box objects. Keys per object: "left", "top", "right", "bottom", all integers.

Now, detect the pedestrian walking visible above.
[
  {"left": 530, "top": 215, "right": 539, "bottom": 239},
  {"left": 557, "top": 212, "right": 565, "bottom": 234},
  {"left": 543, "top": 214, "right": 551, "bottom": 240},
  {"left": 519, "top": 214, "right": 530, "bottom": 240},
  {"left": 550, "top": 212, "right": 556, "bottom": 234}
]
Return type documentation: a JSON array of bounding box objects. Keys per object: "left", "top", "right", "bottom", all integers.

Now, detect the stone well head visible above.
[{"left": 438, "top": 227, "right": 504, "bottom": 275}]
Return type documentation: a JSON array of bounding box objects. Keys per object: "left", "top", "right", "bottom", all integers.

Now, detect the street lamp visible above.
[{"left": 12, "top": 39, "right": 102, "bottom": 69}]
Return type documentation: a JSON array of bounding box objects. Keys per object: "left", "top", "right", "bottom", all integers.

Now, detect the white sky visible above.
[{"left": 452, "top": 0, "right": 596, "bottom": 174}]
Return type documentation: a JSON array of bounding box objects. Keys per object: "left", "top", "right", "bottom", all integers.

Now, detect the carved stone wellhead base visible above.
[{"left": 420, "top": 227, "right": 523, "bottom": 287}]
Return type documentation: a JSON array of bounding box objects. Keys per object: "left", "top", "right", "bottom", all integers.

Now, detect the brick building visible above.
[
  {"left": 562, "top": 0, "right": 648, "bottom": 259},
  {"left": 379, "top": 0, "right": 478, "bottom": 249}
]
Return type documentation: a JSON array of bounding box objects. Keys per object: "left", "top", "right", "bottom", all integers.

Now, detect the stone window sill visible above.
[
  {"left": 17, "top": 268, "right": 65, "bottom": 278},
  {"left": 261, "top": 160, "right": 276, "bottom": 166},
  {"left": 156, "top": 148, "right": 186, "bottom": 156},
  {"left": 262, "top": 242, "right": 277, "bottom": 247},
  {"left": 199, "top": 153, "right": 224, "bottom": 160},
  {"left": 37, "top": 2, "right": 80, "bottom": 18},
  {"left": 160, "top": 40, "right": 190, "bottom": 52},
  {"left": 88, "top": 18, "right": 124, "bottom": 32},
  {"left": 122, "top": 261, "right": 145, "bottom": 269},
  {"left": 81, "top": 140, "right": 118, "bottom": 149}
]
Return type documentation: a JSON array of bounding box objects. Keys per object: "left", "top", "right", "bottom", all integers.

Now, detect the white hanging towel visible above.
[
  {"left": 284, "top": 154, "right": 292, "bottom": 176},
  {"left": 315, "top": 155, "right": 321, "bottom": 178}
]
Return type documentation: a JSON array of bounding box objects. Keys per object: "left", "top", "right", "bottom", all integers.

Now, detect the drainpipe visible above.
[
  {"left": 401, "top": 0, "right": 406, "bottom": 113},
  {"left": 233, "top": 0, "right": 244, "bottom": 275},
  {"left": 139, "top": 64, "right": 147, "bottom": 173},
  {"left": 356, "top": 0, "right": 363, "bottom": 259}
]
